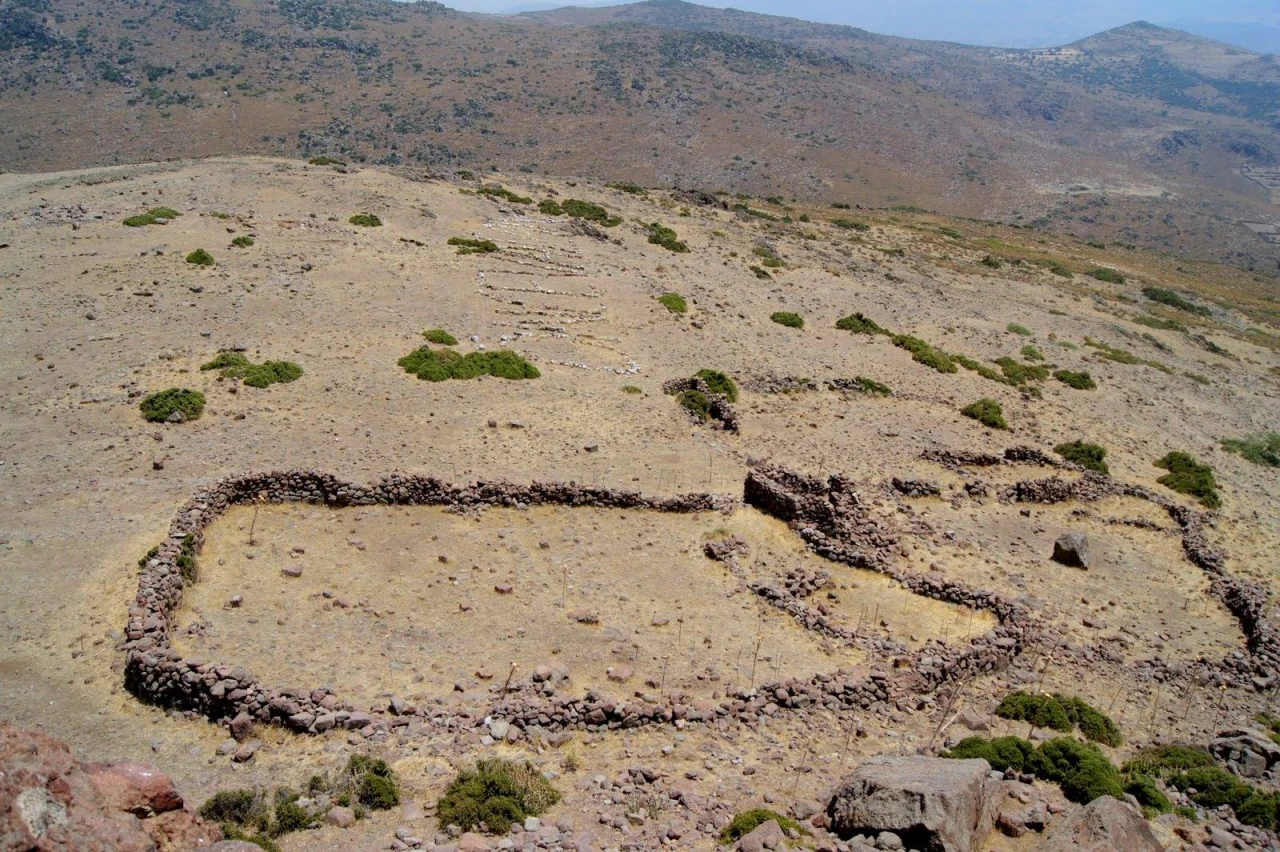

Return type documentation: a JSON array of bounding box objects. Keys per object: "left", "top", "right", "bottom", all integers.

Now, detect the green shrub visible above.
[
  {"left": 851, "top": 376, "right": 892, "bottom": 396},
  {"left": 1022, "top": 345, "right": 1044, "bottom": 361},
  {"left": 273, "top": 799, "right": 314, "bottom": 835},
  {"left": 1029, "top": 738, "right": 1124, "bottom": 804},
  {"left": 1134, "top": 314, "right": 1186, "bottom": 332},
  {"left": 945, "top": 736, "right": 1036, "bottom": 772},
  {"left": 1236, "top": 792, "right": 1280, "bottom": 831},
  {"left": 1088, "top": 267, "right": 1125, "bottom": 284},
  {"left": 770, "top": 311, "right": 804, "bottom": 329},
  {"left": 1053, "top": 369, "right": 1096, "bottom": 390},
  {"left": 423, "top": 328, "right": 458, "bottom": 345},
  {"left": 220, "top": 826, "right": 282, "bottom": 852},
  {"left": 657, "top": 292, "right": 687, "bottom": 314},
  {"left": 201, "top": 352, "right": 250, "bottom": 371},
  {"left": 607, "top": 181, "right": 646, "bottom": 195},
  {"left": 1123, "top": 745, "right": 1216, "bottom": 779},
  {"left": 835, "top": 313, "right": 887, "bottom": 334},
  {"left": 203, "top": 353, "right": 302, "bottom": 389},
  {"left": 1124, "top": 773, "right": 1172, "bottom": 816},
  {"left": 186, "top": 249, "right": 215, "bottom": 267},
  {"left": 1168, "top": 766, "right": 1253, "bottom": 810},
  {"left": 230, "top": 235, "right": 255, "bottom": 248},
  {"left": 1055, "top": 441, "right": 1109, "bottom": 475},
  {"left": 720, "top": 809, "right": 807, "bottom": 843},
  {"left": 538, "top": 199, "right": 563, "bottom": 216},
  {"left": 1142, "top": 287, "right": 1211, "bottom": 316},
  {"left": 694, "top": 369, "right": 738, "bottom": 402},
  {"left": 1007, "top": 323, "right": 1032, "bottom": 336},
  {"left": 308, "top": 156, "right": 345, "bottom": 166},
  {"left": 477, "top": 185, "right": 532, "bottom": 204},
  {"left": 1155, "top": 452, "right": 1220, "bottom": 509},
  {"left": 140, "top": 388, "right": 205, "bottom": 422},
  {"left": 892, "top": 335, "right": 956, "bottom": 373},
  {"left": 560, "top": 199, "right": 621, "bottom": 226},
  {"left": 996, "top": 692, "right": 1072, "bottom": 732},
  {"left": 677, "top": 390, "right": 710, "bottom": 421},
  {"left": 199, "top": 789, "right": 259, "bottom": 825},
  {"left": 399, "top": 347, "right": 540, "bottom": 382},
  {"left": 961, "top": 398, "right": 1007, "bottom": 429},
  {"left": 622, "top": 385, "right": 642, "bottom": 394},
  {"left": 980, "top": 255, "right": 1002, "bottom": 268},
  {"left": 347, "top": 755, "right": 400, "bottom": 811},
  {"left": 124, "top": 207, "right": 182, "bottom": 227},
  {"left": 448, "top": 237, "right": 500, "bottom": 255},
  {"left": 1059, "top": 695, "right": 1122, "bottom": 747},
  {"left": 952, "top": 354, "right": 1004, "bottom": 385},
  {"left": 831, "top": 218, "right": 870, "bottom": 231},
  {"left": 995, "top": 357, "right": 1049, "bottom": 385},
  {"left": 646, "top": 223, "right": 688, "bottom": 253},
  {"left": 1084, "top": 338, "right": 1140, "bottom": 365},
  {"left": 436, "top": 759, "right": 561, "bottom": 835},
  {"left": 349, "top": 213, "right": 382, "bottom": 227},
  {"left": 1221, "top": 433, "right": 1280, "bottom": 468}
]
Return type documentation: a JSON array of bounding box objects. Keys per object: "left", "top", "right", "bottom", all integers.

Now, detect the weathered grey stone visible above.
[
  {"left": 826, "top": 756, "right": 998, "bottom": 852},
  {"left": 1040, "top": 797, "right": 1161, "bottom": 852},
  {"left": 1052, "top": 533, "right": 1090, "bottom": 569},
  {"left": 737, "top": 818, "right": 786, "bottom": 852}
]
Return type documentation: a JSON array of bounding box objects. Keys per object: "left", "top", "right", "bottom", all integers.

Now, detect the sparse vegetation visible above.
[
  {"left": 1021, "top": 345, "right": 1044, "bottom": 361},
  {"left": 1053, "top": 369, "right": 1096, "bottom": 390},
  {"left": 1155, "top": 451, "right": 1220, "bottom": 509},
  {"left": 230, "top": 235, "right": 255, "bottom": 247},
  {"left": 831, "top": 218, "right": 870, "bottom": 231},
  {"left": 560, "top": 199, "right": 621, "bottom": 226},
  {"left": 994, "top": 357, "right": 1049, "bottom": 386},
  {"left": 477, "top": 185, "right": 532, "bottom": 204},
  {"left": 1055, "top": 441, "right": 1109, "bottom": 474},
  {"left": 961, "top": 398, "right": 1007, "bottom": 429},
  {"left": 1088, "top": 267, "right": 1125, "bottom": 284},
  {"left": 720, "top": 809, "right": 807, "bottom": 843},
  {"left": 770, "top": 311, "right": 803, "bottom": 329},
  {"left": 657, "top": 292, "right": 687, "bottom": 314},
  {"left": 622, "top": 385, "right": 642, "bottom": 395},
  {"left": 850, "top": 376, "right": 891, "bottom": 396},
  {"left": 1220, "top": 433, "right": 1280, "bottom": 468},
  {"left": 677, "top": 389, "right": 710, "bottom": 421},
  {"left": 980, "top": 255, "right": 1002, "bottom": 269},
  {"left": 538, "top": 199, "right": 563, "bottom": 215},
  {"left": 1143, "top": 287, "right": 1211, "bottom": 316},
  {"left": 423, "top": 329, "right": 458, "bottom": 345},
  {"left": 835, "top": 313, "right": 887, "bottom": 335},
  {"left": 123, "top": 207, "right": 181, "bottom": 227},
  {"left": 201, "top": 353, "right": 303, "bottom": 389},
  {"left": 140, "top": 388, "right": 205, "bottom": 423},
  {"left": 348, "top": 213, "right": 382, "bottom": 227},
  {"left": 646, "top": 223, "right": 689, "bottom": 253},
  {"left": 695, "top": 369, "right": 738, "bottom": 402},
  {"left": 308, "top": 156, "right": 345, "bottom": 166},
  {"left": 1134, "top": 314, "right": 1186, "bottom": 332},
  {"left": 186, "top": 248, "right": 215, "bottom": 266},
  {"left": 892, "top": 334, "right": 956, "bottom": 373},
  {"left": 1007, "top": 323, "right": 1032, "bottom": 336},
  {"left": 399, "top": 347, "right": 540, "bottom": 382},
  {"left": 436, "top": 759, "right": 561, "bottom": 835},
  {"left": 606, "top": 181, "right": 646, "bottom": 195},
  {"left": 448, "top": 237, "right": 499, "bottom": 255},
  {"left": 748, "top": 266, "right": 772, "bottom": 280}
]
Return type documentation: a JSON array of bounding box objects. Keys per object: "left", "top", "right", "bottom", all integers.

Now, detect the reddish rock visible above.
[{"left": 85, "top": 762, "right": 184, "bottom": 816}]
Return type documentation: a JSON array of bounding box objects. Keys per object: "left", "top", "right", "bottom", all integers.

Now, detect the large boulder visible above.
[
  {"left": 1052, "top": 533, "right": 1090, "bottom": 568},
  {"left": 1040, "top": 797, "right": 1161, "bottom": 852},
  {"left": 1210, "top": 729, "right": 1280, "bottom": 779},
  {"left": 826, "top": 756, "right": 999, "bottom": 852},
  {"left": 0, "top": 721, "right": 221, "bottom": 851}
]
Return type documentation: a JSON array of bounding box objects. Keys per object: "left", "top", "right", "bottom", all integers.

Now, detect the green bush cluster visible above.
[
  {"left": 140, "top": 388, "right": 205, "bottom": 423},
  {"left": 1053, "top": 369, "right": 1096, "bottom": 390},
  {"left": 448, "top": 237, "right": 499, "bottom": 255},
  {"left": 477, "top": 185, "right": 532, "bottom": 204},
  {"left": 123, "top": 207, "right": 181, "bottom": 227},
  {"left": 850, "top": 376, "right": 892, "bottom": 396},
  {"left": 1021, "top": 345, "right": 1044, "bottom": 361},
  {"left": 230, "top": 235, "right": 255, "bottom": 247},
  {"left": 1007, "top": 323, "right": 1032, "bottom": 336},
  {"left": 176, "top": 533, "right": 199, "bottom": 583},
  {"left": 436, "top": 759, "right": 561, "bottom": 835},
  {"left": 399, "top": 347, "right": 540, "bottom": 382},
  {"left": 835, "top": 312, "right": 888, "bottom": 335},
  {"left": 893, "top": 335, "right": 957, "bottom": 373},
  {"left": 1122, "top": 744, "right": 1215, "bottom": 778},
  {"left": 1165, "top": 767, "right": 1280, "bottom": 830},
  {"left": 994, "top": 357, "right": 1049, "bottom": 386},
  {"left": 749, "top": 265, "right": 772, "bottom": 279},
  {"left": 201, "top": 352, "right": 303, "bottom": 389},
  {"left": 770, "top": 311, "right": 804, "bottom": 329},
  {"left": 961, "top": 398, "right": 1007, "bottom": 429},
  {"left": 646, "top": 223, "right": 689, "bottom": 253},
  {"left": 946, "top": 736, "right": 1122, "bottom": 804},
  {"left": 995, "top": 692, "right": 1122, "bottom": 746},
  {"left": 980, "top": 255, "right": 1003, "bottom": 269},
  {"left": 1134, "top": 314, "right": 1186, "bottom": 332},
  {"left": 720, "top": 809, "right": 808, "bottom": 843},
  {"left": 695, "top": 369, "right": 738, "bottom": 402},
  {"left": 657, "top": 292, "right": 687, "bottom": 314},
  {"left": 1220, "top": 433, "right": 1280, "bottom": 468},
  {"left": 308, "top": 156, "right": 345, "bottom": 166},
  {"left": 606, "top": 181, "right": 646, "bottom": 195},
  {"left": 423, "top": 328, "right": 458, "bottom": 345},
  {"left": 677, "top": 389, "right": 710, "bottom": 421},
  {"left": 1142, "top": 287, "right": 1211, "bottom": 316},
  {"left": 539, "top": 198, "right": 622, "bottom": 226},
  {"left": 831, "top": 218, "right": 870, "bottom": 231},
  {"left": 186, "top": 248, "right": 215, "bottom": 266},
  {"left": 1055, "top": 441, "right": 1109, "bottom": 474},
  {"left": 1088, "top": 267, "right": 1125, "bottom": 284},
  {"left": 348, "top": 755, "right": 400, "bottom": 810},
  {"left": 622, "top": 385, "right": 642, "bottom": 395},
  {"left": 1155, "top": 451, "right": 1220, "bottom": 509},
  {"left": 349, "top": 213, "right": 382, "bottom": 227}
]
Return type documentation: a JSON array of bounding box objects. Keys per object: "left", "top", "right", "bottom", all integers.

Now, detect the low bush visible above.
[
  {"left": 996, "top": 692, "right": 1072, "bottom": 732},
  {"left": 835, "top": 313, "right": 888, "bottom": 335},
  {"left": 695, "top": 369, "right": 738, "bottom": 402},
  {"left": 1059, "top": 695, "right": 1123, "bottom": 747},
  {"left": 1221, "top": 433, "right": 1280, "bottom": 468},
  {"left": 140, "top": 388, "right": 205, "bottom": 423},
  {"left": 851, "top": 376, "right": 892, "bottom": 396},
  {"left": 607, "top": 181, "right": 646, "bottom": 195},
  {"left": 995, "top": 357, "right": 1049, "bottom": 386},
  {"left": 1055, "top": 441, "right": 1109, "bottom": 474},
  {"left": 657, "top": 292, "right": 687, "bottom": 314},
  {"left": 1029, "top": 738, "right": 1124, "bottom": 804},
  {"left": 677, "top": 389, "right": 710, "bottom": 421},
  {"left": 1124, "top": 773, "right": 1172, "bottom": 816},
  {"left": 560, "top": 199, "right": 621, "bottom": 226},
  {"left": 1134, "top": 314, "right": 1186, "bottom": 332},
  {"left": 749, "top": 266, "right": 772, "bottom": 279},
  {"left": 230, "top": 235, "right": 255, "bottom": 247},
  {"left": 1154, "top": 451, "right": 1220, "bottom": 509},
  {"left": 199, "top": 789, "right": 261, "bottom": 825},
  {"left": 622, "top": 385, "right": 642, "bottom": 394},
  {"left": 1007, "top": 323, "right": 1032, "bottom": 336},
  {"left": 1142, "top": 287, "right": 1211, "bottom": 316},
  {"left": 436, "top": 759, "right": 560, "bottom": 835},
  {"left": 1169, "top": 766, "right": 1253, "bottom": 810},
  {"left": 646, "top": 222, "right": 689, "bottom": 253},
  {"left": 273, "top": 798, "right": 314, "bottom": 835},
  {"left": 961, "top": 398, "right": 1007, "bottom": 429},
  {"left": 892, "top": 334, "right": 957, "bottom": 373},
  {"left": 770, "top": 311, "right": 804, "bottom": 329},
  {"left": 186, "top": 248, "right": 215, "bottom": 267},
  {"left": 349, "top": 213, "right": 382, "bottom": 227},
  {"left": 1088, "top": 267, "right": 1125, "bottom": 284},
  {"left": 448, "top": 237, "right": 499, "bottom": 255},
  {"left": 123, "top": 207, "right": 182, "bottom": 227},
  {"left": 1085, "top": 338, "right": 1139, "bottom": 364},
  {"left": 477, "top": 185, "right": 532, "bottom": 204},
  {"left": 1122, "top": 745, "right": 1216, "bottom": 779},
  {"left": 423, "top": 328, "right": 458, "bottom": 345},
  {"left": 399, "top": 347, "right": 540, "bottom": 382},
  {"left": 980, "top": 255, "right": 1002, "bottom": 268},
  {"left": 538, "top": 199, "right": 563, "bottom": 216},
  {"left": 831, "top": 218, "right": 870, "bottom": 231},
  {"left": 1053, "top": 369, "right": 1096, "bottom": 390},
  {"left": 308, "top": 156, "right": 345, "bottom": 166},
  {"left": 202, "top": 353, "right": 303, "bottom": 389},
  {"left": 1021, "top": 345, "right": 1044, "bottom": 361},
  {"left": 720, "top": 809, "right": 807, "bottom": 843},
  {"left": 945, "top": 736, "right": 1037, "bottom": 772}
]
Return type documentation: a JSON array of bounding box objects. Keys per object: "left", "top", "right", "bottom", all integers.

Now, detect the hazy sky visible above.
[{"left": 447, "top": 0, "right": 1280, "bottom": 48}]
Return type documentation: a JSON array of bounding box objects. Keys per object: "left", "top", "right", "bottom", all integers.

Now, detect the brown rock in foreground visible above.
[
  {"left": 1039, "top": 796, "right": 1162, "bottom": 852},
  {"left": 0, "top": 720, "right": 221, "bottom": 851},
  {"left": 826, "top": 756, "right": 998, "bottom": 852}
]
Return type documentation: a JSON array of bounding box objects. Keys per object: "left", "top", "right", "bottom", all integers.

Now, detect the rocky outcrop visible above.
[
  {"left": 0, "top": 721, "right": 220, "bottom": 851},
  {"left": 1039, "top": 797, "right": 1161, "bottom": 852},
  {"left": 1210, "top": 729, "right": 1280, "bottom": 780},
  {"left": 1051, "top": 533, "right": 1091, "bottom": 569},
  {"left": 826, "top": 756, "right": 999, "bottom": 852}
]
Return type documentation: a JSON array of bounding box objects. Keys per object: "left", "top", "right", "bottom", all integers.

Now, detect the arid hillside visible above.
[{"left": 1, "top": 0, "right": 1279, "bottom": 272}]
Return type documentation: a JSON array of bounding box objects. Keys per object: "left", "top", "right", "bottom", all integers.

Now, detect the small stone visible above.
[
  {"left": 326, "top": 806, "right": 356, "bottom": 828},
  {"left": 607, "top": 665, "right": 633, "bottom": 683},
  {"left": 281, "top": 565, "right": 303, "bottom": 578},
  {"left": 152, "top": 459, "right": 165, "bottom": 470},
  {"left": 494, "top": 584, "right": 513, "bottom": 595}
]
